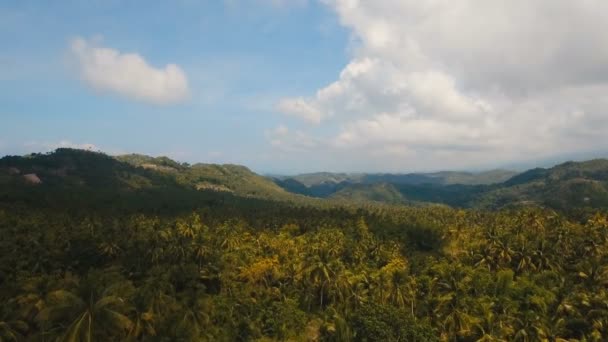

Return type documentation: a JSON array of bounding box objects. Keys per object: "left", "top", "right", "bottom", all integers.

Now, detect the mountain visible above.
[
  {"left": 117, "top": 153, "right": 295, "bottom": 199},
  {"left": 0, "top": 149, "right": 303, "bottom": 210},
  {"left": 323, "top": 182, "right": 486, "bottom": 208},
  {"left": 273, "top": 178, "right": 351, "bottom": 198},
  {"left": 428, "top": 169, "right": 520, "bottom": 185},
  {"left": 273, "top": 159, "right": 608, "bottom": 213},
  {"left": 329, "top": 183, "right": 409, "bottom": 205},
  {"left": 2, "top": 149, "right": 607, "bottom": 214},
  {"left": 272, "top": 169, "right": 517, "bottom": 200},
  {"left": 476, "top": 159, "right": 608, "bottom": 211},
  {"left": 275, "top": 169, "right": 516, "bottom": 190},
  {"left": 274, "top": 172, "right": 364, "bottom": 187}
]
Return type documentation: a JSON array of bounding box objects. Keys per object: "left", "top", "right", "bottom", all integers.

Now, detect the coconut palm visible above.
[
  {"left": 36, "top": 273, "right": 133, "bottom": 342},
  {"left": 0, "top": 311, "right": 28, "bottom": 342}
]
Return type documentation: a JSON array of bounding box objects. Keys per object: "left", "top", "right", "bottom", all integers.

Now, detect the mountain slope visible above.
[
  {"left": 477, "top": 159, "right": 608, "bottom": 210},
  {"left": 329, "top": 183, "right": 409, "bottom": 204},
  {"left": 330, "top": 159, "right": 608, "bottom": 211},
  {"left": 274, "top": 159, "right": 608, "bottom": 212},
  {"left": 274, "top": 169, "right": 517, "bottom": 197},
  {"left": 118, "top": 153, "right": 294, "bottom": 199},
  {"left": 0, "top": 149, "right": 304, "bottom": 210},
  {"left": 2, "top": 149, "right": 607, "bottom": 213}
]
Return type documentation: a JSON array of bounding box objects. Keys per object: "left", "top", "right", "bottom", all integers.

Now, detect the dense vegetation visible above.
[
  {"left": 274, "top": 161, "right": 608, "bottom": 215},
  {"left": 274, "top": 170, "right": 517, "bottom": 188},
  {"left": 1, "top": 149, "right": 608, "bottom": 341}
]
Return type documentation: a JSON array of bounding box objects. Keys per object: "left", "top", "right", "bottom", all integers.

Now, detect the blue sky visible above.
[
  {"left": 0, "top": 0, "right": 348, "bottom": 172},
  {"left": 2, "top": 1, "right": 608, "bottom": 173}
]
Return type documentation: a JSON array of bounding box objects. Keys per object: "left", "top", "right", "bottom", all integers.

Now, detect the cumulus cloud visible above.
[
  {"left": 266, "top": 124, "right": 319, "bottom": 152},
  {"left": 277, "top": 98, "right": 324, "bottom": 124},
  {"left": 274, "top": 0, "right": 608, "bottom": 170},
  {"left": 70, "top": 37, "right": 189, "bottom": 104}
]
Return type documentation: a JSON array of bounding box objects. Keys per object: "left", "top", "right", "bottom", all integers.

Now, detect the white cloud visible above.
[
  {"left": 273, "top": 0, "right": 608, "bottom": 170},
  {"left": 274, "top": 124, "right": 289, "bottom": 136},
  {"left": 266, "top": 124, "right": 319, "bottom": 152},
  {"left": 70, "top": 37, "right": 189, "bottom": 104},
  {"left": 277, "top": 98, "right": 324, "bottom": 124}
]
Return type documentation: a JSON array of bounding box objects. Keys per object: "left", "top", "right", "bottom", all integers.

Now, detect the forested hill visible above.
[
  {"left": 272, "top": 170, "right": 517, "bottom": 199},
  {"left": 476, "top": 159, "right": 608, "bottom": 211},
  {"left": 273, "top": 159, "right": 608, "bottom": 213},
  {"left": 275, "top": 169, "right": 517, "bottom": 187},
  {"left": 2, "top": 149, "right": 608, "bottom": 214},
  {"left": 115, "top": 153, "right": 295, "bottom": 199},
  {"left": 0, "top": 148, "right": 305, "bottom": 211}
]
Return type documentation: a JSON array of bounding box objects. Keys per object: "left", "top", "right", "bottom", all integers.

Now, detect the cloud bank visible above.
[
  {"left": 70, "top": 37, "right": 189, "bottom": 104},
  {"left": 275, "top": 0, "right": 608, "bottom": 171}
]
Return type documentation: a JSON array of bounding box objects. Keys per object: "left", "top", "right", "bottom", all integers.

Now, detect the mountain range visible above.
[
  {"left": 273, "top": 161, "right": 608, "bottom": 212},
  {"left": 1, "top": 148, "right": 607, "bottom": 214}
]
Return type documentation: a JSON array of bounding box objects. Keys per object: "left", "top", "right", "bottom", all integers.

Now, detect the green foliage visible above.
[
  {"left": 404, "top": 221, "right": 444, "bottom": 252},
  {"left": 330, "top": 183, "right": 409, "bottom": 205},
  {"left": 0, "top": 149, "right": 308, "bottom": 213},
  {"left": 2, "top": 149, "right": 608, "bottom": 340},
  {"left": 349, "top": 303, "right": 437, "bottom": 342},
  {"left": 274, "top": 159, "right": 608, "bottom": 213}
]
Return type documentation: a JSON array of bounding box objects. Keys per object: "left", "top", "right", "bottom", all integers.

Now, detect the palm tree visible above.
[
  {"left": 0, "top": 312, "right": 28, "bottom": 342},
  {"left": 36, "top": 274, "right": 133, "bottom": 342},
  {"left": 302, "top": 250, "right": 343, "bottom": 310},
  {"left": 473, "top": 300, "right": 513, "bottom": 342},
  {"left": 127, "top": 294, "right": 157, "bottom": 341},
  {"left": 174, "top": 293, "right": 212, "bottom": 341},
  {"left": 127, "top": 274, "right": 179, "bottom": 341},
  {"left": 191, "top": 231, "right": 213, "bottom": 272}
]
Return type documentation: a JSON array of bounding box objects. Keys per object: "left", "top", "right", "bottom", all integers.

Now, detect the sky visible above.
[{"left": 1, "top": 0, "right": 608, "bottom": 174}]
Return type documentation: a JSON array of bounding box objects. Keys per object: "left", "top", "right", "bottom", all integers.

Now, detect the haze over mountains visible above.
[
  {"left": 272, "top": 161, "right": 608, "bottom": 212},
  {"left": 2, "top": 148, "right": 607, "bottom": 216},
  {"left": 272, "top": 169, "right": 517, "bottom": 199}
]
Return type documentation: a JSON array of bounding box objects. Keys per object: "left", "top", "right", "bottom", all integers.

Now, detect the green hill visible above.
[
  {"left": 477, "top": 159, "right": 608, "bottom": 211},
  {"left": 117, "top": 153, "right": 295, "bottom": 199},
  {"left": 276, "top": 172, "right": 364, "bottom": 187},
  {"left": 274, "top": 169, "right": 517, "bottom": 199},
  {"left": 277, "top": 169, "right": 516, "bottom": 188},
  {"left": 2, "top": 149, "right": 607, "bottom": 214},
  {"left": 329, "top": 183, "right": 409, "bottom": 205},
  {"left": 0, "top": 149, "right": 304, "bottom": 211},
  {"left": 273, "top": 159, "right": 608, "bottom": 213}
]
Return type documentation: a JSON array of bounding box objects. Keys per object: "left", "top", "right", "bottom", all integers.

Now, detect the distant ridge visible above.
[
  {"left": 272, "top": 159, "right": 608, "bottom": 212},
  {"left": 1, "top": 148, "right": 607, "bottom": 214}
]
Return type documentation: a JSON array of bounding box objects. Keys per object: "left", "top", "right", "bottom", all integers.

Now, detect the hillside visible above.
[
  {"left": 276, "top": 169, "right": 516, "bottom": 188},
  {"left": 2, "top": 149, "right": 607, "bottom": 214},
  {"left": 118, "top": 153, "right": 295, "bottom": 199},
  {"left": 0, "top": 149, "right": 304, "bottom": 211},
  {"left": 273, "top": 159, "right": 608, "bottom": 213},
  {"left": 477, "top": 159, "right": 608, "bottom": 211},
  {"left": 273, "top": 169, "right": 517, "bottom": 199},
  {"left": 329, "top": 183, "right": 409, "bottom": 205},
  {"left": 275, "top": 172, "right": 364, "bottom": 187}
]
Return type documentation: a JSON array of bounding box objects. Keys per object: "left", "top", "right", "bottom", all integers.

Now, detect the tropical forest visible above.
[
  {"left": 1, "top": 149, "right": 608, "bottom": 341},
  {"left": 4, "top": 1, "right": 608, "bottom": 341}
]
